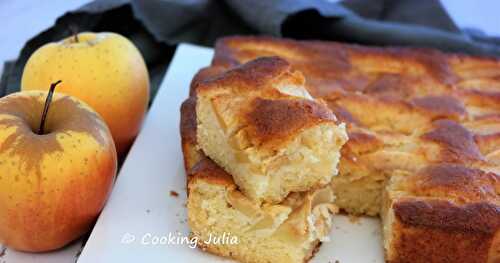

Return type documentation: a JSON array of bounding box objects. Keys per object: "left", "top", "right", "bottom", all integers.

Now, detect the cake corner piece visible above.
[
  {"left": 195, "top": 56, "right": 348, "bottom": 204},
  {"left": 382, "top": 164, "right": 500, "bottom": 263}
]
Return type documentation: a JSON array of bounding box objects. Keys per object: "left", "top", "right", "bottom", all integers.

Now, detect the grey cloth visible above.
[{"left": 2, "top": 0, "right": 500, "bottom": 99}]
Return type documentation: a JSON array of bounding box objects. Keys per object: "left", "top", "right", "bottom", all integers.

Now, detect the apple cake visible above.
[
  {"left": 181, "top": 36, "right": 500, "bottom": 262},
  {"left": 195, "top": 56, "right": 347, "bottom": 204},
  {"left": 182, "top": 96, "right": 338, "bottom": 263},
  {"left": 197, "top": 36, "right": 499, "bottom": 263}
]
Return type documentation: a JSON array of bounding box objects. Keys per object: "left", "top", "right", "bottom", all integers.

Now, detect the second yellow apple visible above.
[{"left": 21, "top": 32, "right": 149, "bottom": 156}]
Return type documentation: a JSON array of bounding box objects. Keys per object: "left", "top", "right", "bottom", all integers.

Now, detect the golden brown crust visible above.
[
  {"left": 393, "top": 199, "right": 499, "bottom": 235},
  {"left": 328, "top": 105, "right": 362, "bottom": 126},
  {"left": 243, "top": 97, "right": 336, "bottom": 147},
  {"left": 421, "top": 120, "right": 485, "bottom": 163},
  {"left": 188, "top": 157, "right": 235, "bottom": 187},
  {"left": 390, "top": 199, "right": 499, "bottom": 263},
  {"left": 180, "top": 97, "right": 202, "bottom": 172},
  {"left": 411, "top": 95, "right": 466, "bottom": 121},
  {"left": 386, "top": 163, "right": 500, "bottom": 263},
  {"left": 390, "top": 164, "right": 500, "bottom": 230},
  {"left": 404, "top": 164, "right": 499, "bottom": 203},
  {"left": 196, "top": 56, "right": 297, "bottom": 95},
  {"left": 183, "top": 36, "right": 500, "bottom": 262},
  {"left": 180, "top": 97, "right": 197, "bottom": 147},
  {"left": 212, "top": 36, "right": 471, "bottom": 99},
  {"left": 196, "top": 55, "right": 340, "bottom": 152},
  {"left": 189, "top": 65, "right": 232, "bottom": 96}
]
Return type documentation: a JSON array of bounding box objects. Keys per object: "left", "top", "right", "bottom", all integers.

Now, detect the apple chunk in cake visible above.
[
  {"left": 195, "top": 57, "right": 347, "bottom": 204},
  {"left": 187, "top": 157, "right": 337, "bottom": 263}
]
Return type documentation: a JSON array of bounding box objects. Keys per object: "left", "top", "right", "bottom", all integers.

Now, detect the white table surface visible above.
[{"left": 1, "top": 1, "right": 499, "bottom": 263}]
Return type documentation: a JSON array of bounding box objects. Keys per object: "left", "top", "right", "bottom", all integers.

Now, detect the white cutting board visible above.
[{"left": 76, "top": 44, "right": 384, "bottom": 263}]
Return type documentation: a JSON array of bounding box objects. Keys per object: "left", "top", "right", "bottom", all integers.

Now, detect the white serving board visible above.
[
  {"left": 3, "top": 2, "right": 500, "bottom": 260},
  {"left": 76, "top": 44, "right": 384, "bottom": 263}
]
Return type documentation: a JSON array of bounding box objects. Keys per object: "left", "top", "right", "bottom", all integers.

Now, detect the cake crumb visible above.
[
  {"left": 146, "top": 209, "right": 151, "bottom": 214},
  {"left": 0, "top": 245, "right": 5, "bottom": 258},
  {"left": 170, "top": 190, "right": 179, "bottom": 197},
  {"left": 348, "top": 215, "right": 360, "bottom": 224}
]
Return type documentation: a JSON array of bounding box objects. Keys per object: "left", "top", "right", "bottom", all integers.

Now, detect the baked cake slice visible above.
[
  {"left": 181, "top": 94, "right": 337, "bottom": 263},
  {"left": 195, "top": 57, "right": 347, "bottom": 204},
  {"left": 187, "top": 157, "right": 337, "bottom": 263}
]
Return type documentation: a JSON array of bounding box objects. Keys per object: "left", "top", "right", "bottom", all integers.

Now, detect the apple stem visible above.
[
  {"left": 69, "top": 25, "right": 79, "bottom": 43},
  {"left": 38, "top": 80, "right": 62, "bottom": 135}
]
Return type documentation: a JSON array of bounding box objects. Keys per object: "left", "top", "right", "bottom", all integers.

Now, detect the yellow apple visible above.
[
  {"left": 21, "top": 32, "right": 149, "bottom": 156},
  {"left": 0, "top": 83, "right": 117, "bottom": 252}
]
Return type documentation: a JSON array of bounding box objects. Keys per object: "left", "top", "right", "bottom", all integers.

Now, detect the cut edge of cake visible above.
[
  {"left": 181, "top": 94, "right": 338, "bottom": 263},
  {"left": 195, "top": 56, "right": 347, "bottom": 204},
  {"left": 382, "top": 164, "right": 500, "bottom": 263}
]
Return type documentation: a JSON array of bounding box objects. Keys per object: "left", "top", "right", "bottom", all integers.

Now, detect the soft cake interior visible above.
[
  {"left": 196, "top": 57, "right": 347, "bottom": 204},
  {"left": 187, "top": 158, "right": 338, "bottom": 263}
]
